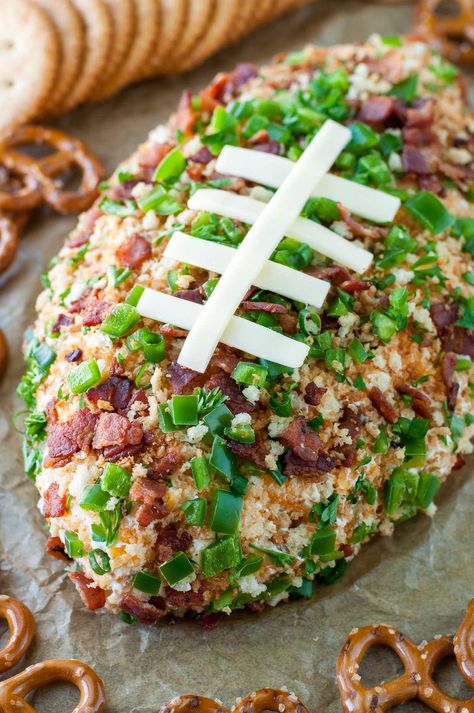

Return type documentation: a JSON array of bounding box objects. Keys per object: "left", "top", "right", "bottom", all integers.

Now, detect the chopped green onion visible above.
[
  {"left": 181, "top": 497, "right": 206, "bottom": 526},
  {"left": 224, "top": 421, "right": 255, "bottom": 444},
  {"left": 308, "top": 528, "right": 336, "bottom": 556},
  {"left": 80, "top": 484, "right": 111, "bottom": 512},
  {"left": 99, "top": 196, "right": 136, "bottom": 217},
  {"left": 235, "top": 554, "right": 264, "bottom": 578},
  {"left": 250, "top": 543, "right": 295, "bottom": 567},
  {"left": 169, "top": 394, "right": 199, "bottom": 426},
  {"left": 269, "top": 391, "right": 292, "bottom": 417},
  {"left": 416, "top": 471, "right": 440, "bottom": 509},
  {"left": 101, "top": 462, "right": 131, "bottom": 497},
  {"left": 348, "top": 338, "right": 372, "bottom": 364},
  {"left": 64, "top": 530, "right": 84, "bottom": 558},
  {"left": 101, "top": 303, "right": 140, "bottom": 337},
  {"left": 348, "top": 122, "right": 379, "bottom": 154},
  {"left": 392, "top": 74, "right": 418, "bottom": 102},
  {"left": 160, "top": 551, "right": 194, "bottom": 585},
  {"left": 89, "top": 549, "right": 111, "bottom": 575},
  {"left": 374, "top": 427, "right": 390, "bottom": 455},
  {"left": 32, "top": 342, "right": 56, "bottom": 370},
  {"left": 67, "top": 359, "right": 101, "bottom": 394},
  {"left": 384, "top": 467, "right": 419, "bottom": 516},
  {"left": 203, "top": 403, "right": 233, "bottom": 436},
  {"left": 455, "top": 356, "right": 472, "bottom": 372},
  {"left": 210, "top": 435, "right": 240, "bottom": 481},
  {"left": 133, "top": 569, "right": 161, "bottom": 595},
  {"left": 201, "top": 535, "right": 241, "bottom": 577},
  {"left": 153, "top": 147, "right": 187, "bottom": 182},
  {"left": 231, "top": 361, "right": 268, "bottom": 388},
  {"left": 191, "top": 456, "right": 211, "bottom": 491},
  {"left": 405, "top": 192, "right": 454, "bottom": 235},
  {"left": 157, "top": 403, "right": 182, "bottom": 432},
  {"left": 107, "top": 265, "right": 132, "bottom": 287},
  {"left": 208, "top": 490, "right": 243, "bottom": 535},
  {"left": 370, "top": 311, "right": 397, "bottom": 343},
  {"left": 126, "top": 327, "right": 165, "bottom": 363},
  {"left": 298, "top": 307, "right": 321, "bottom": 336},
  {"left": 137, "top": 185, "right": 182, "bottom": 214},
  {"left": 125, "top": 284, "right": 145, "bottom": 306}
]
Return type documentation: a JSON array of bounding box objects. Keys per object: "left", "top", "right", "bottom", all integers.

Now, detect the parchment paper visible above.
[{"left": 1, "top": 3, "right": 474, "bottom": 711}]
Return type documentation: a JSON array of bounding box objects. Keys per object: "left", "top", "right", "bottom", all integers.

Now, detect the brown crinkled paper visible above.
[{"left": 0, "top": 3, "right": 473, "bottom": 711}]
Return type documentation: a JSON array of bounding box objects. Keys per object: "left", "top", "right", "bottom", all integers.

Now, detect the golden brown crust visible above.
[{"left": 413, "top": 0, "right": 474, "bottom": 64}]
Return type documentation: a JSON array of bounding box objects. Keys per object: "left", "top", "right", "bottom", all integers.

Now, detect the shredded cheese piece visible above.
[
  {"left": 215, "top": 145, "right": 400, "bottom": 223},
  {"left": 178, "top": 120, "right": 351, "bottom": 372},
  {"left": 188, "top": 189, "right": 372, "bottom": 274},
  {"left": 164, "top": 231, "right": 330, "bottom": 307},
  {"left": 136, "top": 288, "right": 309, "bottom": 368}
]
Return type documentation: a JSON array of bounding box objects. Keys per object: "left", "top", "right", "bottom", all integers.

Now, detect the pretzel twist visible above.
[
  {"left": 337, "top": 600, "right": 474, "bottom": 712},
  {"left": 0, "top": 125, "right": 104, "bottom": 214},
  {"left": 0, "top": 596, "right": 106, "bottom": 713},
  {"left": 159, "top": 690, "right": 310, "bottom": 713},
  {"left": 414, "top": 0, "right": 474, "bottom": 64}
]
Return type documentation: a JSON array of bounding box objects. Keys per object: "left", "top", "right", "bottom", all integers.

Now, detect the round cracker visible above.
[
  {"left": 97, "top": 0, "right": 161, "bottom": 98},
  {"left": 0, "top": 0, "right": 60, "bottom": 135},
  {"left": 34, "top": 0, "right": 85, "bottom": 114},
  {"left": 60, "top": 0, "right": 113, "bottom": 111},
  {"left": 137, "top": 0, "right": 188, "bottom": 81},
  {"left": 176, "top": 0, "right": 241, "bottom": 73},
  {"left": 88, "top": 0, "right": 136, "bottom": 101},
  {"left": 159, "top": 0, "right": 215, "bottom": 75}
]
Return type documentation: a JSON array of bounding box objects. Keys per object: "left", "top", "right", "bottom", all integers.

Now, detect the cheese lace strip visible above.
[
  {"left": 215, "top": 145, "right": 401, "bottom": 224},
  {"left": 178, "top": 120, "right": 351, "bottom": 373},
  {"left": 164, "top": 231, "right": 330, "bottom": 307},
  {"left": 187, "top": 189, "right": 372, "bottom": 274},
  {"left": 136, "top": 288, "right": 309, "bottom": 368}
]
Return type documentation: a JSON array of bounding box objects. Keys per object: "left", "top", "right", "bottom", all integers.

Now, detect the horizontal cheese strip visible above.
[
  {"left": 136, "top": 287, "right": 309, "bottom": 368},
  {"left": 215, "top": 145, "right": 400, "bottom": 224},
  {"left": 178, "top": 120, "right": 351, "bottom": 373},
  {"left": 164, "top": 231, "right": 330, "bottom": 308},
  {"left": 188, "top": 189, "right": 372, "bottom": 273}
]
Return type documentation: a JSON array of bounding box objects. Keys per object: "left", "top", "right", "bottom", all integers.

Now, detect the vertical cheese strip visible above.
[
  {"left": 136, "top": 288, "right": 309, "bottom": 368},
  {"left": 188, "top": 189, "right": 372, "bottom": 273},
  {"left": 215, "top": 145, "right": 401, "bottom": 223},
  {"left": 164, "top": 231, "right": 330, "bottom": 307},
  {"left": 178, "top": 120, "right": 351, "bottom": 373}
]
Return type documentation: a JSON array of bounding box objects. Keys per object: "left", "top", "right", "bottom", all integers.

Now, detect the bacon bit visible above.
[
  {"left": 396, "top": 384, "right": 432, "bottom": 419},
  {"left": 337, "top": 406, "right": 361, "bottom": 467},
  {"left": 240, "top": 301, "right": 287, "bottom": 313},
  {"left": 116, "top": 233, "right": 151, "bottom": 270},
  {"left": 418, "top": 174, "right": 444, "bottom": 195},
  {"left": 248, "top": 129, "right": 270, "bottom": 145},
  {"left": 279, "top": 313, "right": 298, "bottom": 334},
  {"left": 130, "top": 477, "right": 167, "bottom": 505},
  {"left": 44, "top": 408, "right": 97, "bottom": 467},
  {"left": 340, "top": 279, "right": 371, "bottom": 294},
  {"left": 138, "top": 142, "right": 172, "bottom": 171},
  {"left": 430, "top": 302, "right": 474, "bottom": 358},
  {"left": 148, "top": 449, "right": 182, "bottom": 479},
  {"left": 186, "top": 163, "right": 206, "bottom": 182},
  {"left": 337, "top": 203, "right": 389, "bottom": 239},
  {"left": 156, "top": 527, "right": 193, "bottom": 563},
  {"left": 430, "top": 301, "right": 459, "bottom": 331},
  {"left": 442, "top": 352, "right": 460, "bottom": 412},
  {"left": 87, "top": 376, "right": 134, "bottom": 411},
  {"left": 65, "top": 348, "right": 82, "bottom": 362},
  {"left": 136, "top": 503, "right": 167, "bottom": 527},
  {"left": 227, "top": 432, "right": 269, "bottom": 469},
  {"left": 197, "top": 611, "right": 222, "bottom": 630},
  {"left": 68, "top": 291, "right": 91, "bottom": 314},
  {"left": 252, "top": 141, "right": 281, "bottom": 155},
  {"left": 189, "top": 146, "right": 214, "bottom": 164},
  {"left": 206, "top": 371, "right": 256, "bottom": 414},
  {"left": 165, "top": 585, "right": 204, "bottom": 609},
  {"left": 341, "top": 543, "right": 354, "bottom": 558},
  {"left": 46, "top": 536, "right": 71, "bottom": 562},
  {"left": 127, "top": 388, "right": 149, "bottom": 415},
  {"left": 281, "top": 416, "right": 324, "bottom": 461},
  {"left": 357, "top": 95, "right": 396, "bottom": 124},
  {"left": 247, "top": 600, "right": 266, "bottom": 614},
  {"left": 439, "top": 162, "right": 474, "bottom": 182},
  {"left": 45, "top": 399, "right": 58, "bottom": 424},
  {"left": 51, "top": 313, "right": 73, "bottom": 333},
  {"left": 453, "top": 453, "right": 466, "bottom": 472},
  {"left": 284, "top": 449, "right": 336, "bottom": 476},
  {"left": 166, "top": 361, "right": 202, "bottom": 394},
  {"left": 208, "top": 351, "right": 240, "bottom": 374},
  {"left": 120, "top": 593, "right": 165, "bottom": 624},
  {"left": 107, "top": 180, "right": 141, "bottom": 201},
  {"left": 67, "top": 205, "right": 102, "bottom": 248},
  {"left": 401, "top": 147, "right": 433, "bottom": 175},
  {"left": 402, "top": 126, "right": 438, "bottom": 146},
  {"left": 366, "top": 51, "right": 406, "bottom": 85},
  {"left": 307, "top": 264, "right": 351, "bottom": 286},
  {"left": 160, "top": 324, "right": 188, "bottom": 338},
  {"left": 304, "top": 383, "right": 326, "bottom": 406},
  {"left": 222, "top": 63, "right": 258, "bottom": 98},
  {"left": 174, "top": 287, "right": 204, "bottom": 304},
  {"left": 92, "top": 412, "right": 143, "bottom": 450},
  {"left": 406, "top": 99, "right": 435, "bottom": 128},
  {"left": 171, "top": 90, "right": 195, "bottom": 137},
  {"left": 69, "top": 572, "right": 106, "bottom": 610},
  {"left": 368, "top": 387, "right": 398, "bottom": 424},
  {"left": 82, "top": 299, "right": 110, "bottom": 327},
  {"left": 42, "top": 482, "right": 67, "bottom": 518}
]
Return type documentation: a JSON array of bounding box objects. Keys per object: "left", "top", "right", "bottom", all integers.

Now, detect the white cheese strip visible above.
[
  {"left": 164, "top": 231, "right": 330, "bottom": 308},
  {"left": 215, "top": 145, "right": 400, "bottom": 223},
  {"left": 178, "top": 119, "right": 351, "bottom": 373},
  {"left": 188, "top": 189, "right": 372, "bottom": 273},
  {"left": 136, "top": 287, "right": 309, "bottom": 368}
]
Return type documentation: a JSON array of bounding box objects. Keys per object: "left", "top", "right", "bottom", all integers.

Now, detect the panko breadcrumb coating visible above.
[{"left": 18, "top": 35, "right": 474, "bottom": 625}]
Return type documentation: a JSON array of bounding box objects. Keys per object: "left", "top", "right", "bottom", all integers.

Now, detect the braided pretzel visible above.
[
  {"left": 0, "top": 329, "right": 7, "bottom": 378},
  {"left": 414, "top": 0, "right": 474, "bottom": 64},
  {"left": 0, "top": 596, "right": 105, "bottom": 713},
  {"left": 159, "top": 690, "right": 310, "bottom": 713},
  {"left": 337, "top": 599, "right": 474, "bottom": 712},
  {"left": 0, "top": 125, "right": 104, "bottom": 214}
]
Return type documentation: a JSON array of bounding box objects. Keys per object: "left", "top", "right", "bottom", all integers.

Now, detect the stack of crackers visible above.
[{"left": 0, "top": 0, "right": 316, "bottom": 137}]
